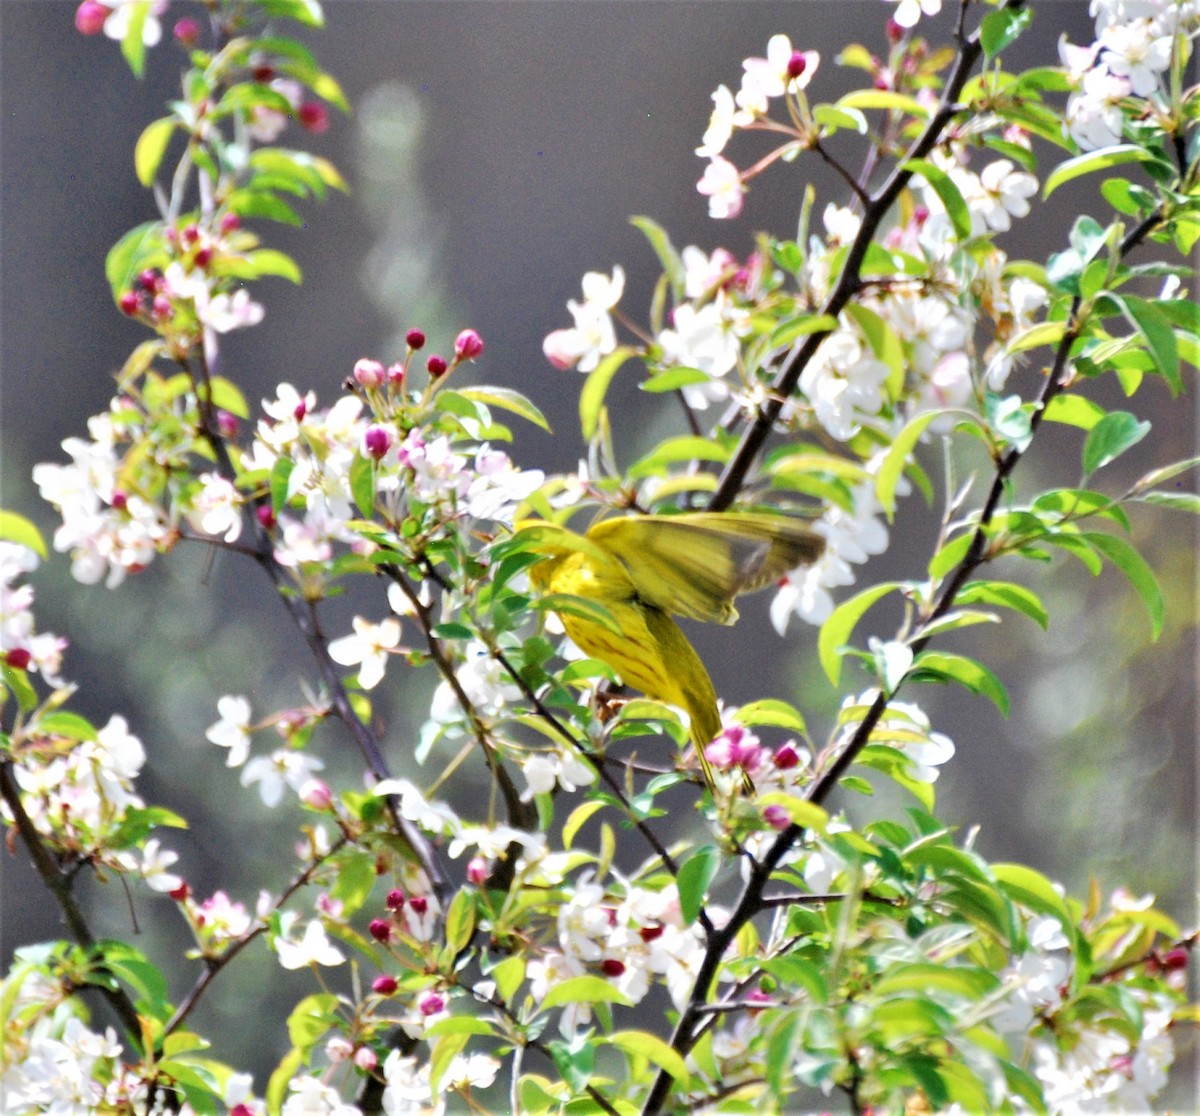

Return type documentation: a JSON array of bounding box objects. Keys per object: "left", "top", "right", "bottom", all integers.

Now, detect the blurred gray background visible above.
[{"left": 1, "top": 0, "right": 1194, "bottom": 1102}]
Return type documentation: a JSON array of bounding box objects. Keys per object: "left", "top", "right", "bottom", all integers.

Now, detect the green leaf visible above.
[
  {"left": 1042, "top": 394, "right": 1107, "bottom": 431},
  {"left": 1081, "top": 411, "right": 1151, "bottom": 475},
  {"left": 227, "top": 189, "right": 302, "bottom": 226},
  {"left": 640, "top": 366, "right": 711, "bottom": 393},
  {"left": 903, "top": 159, "right": 972, "bottom": 240},
  {"left": 1084, "top": 531, "right": 1164, "bottom": 639},
  {"left": 134, "top": 118, "right": 176, "bottom": 187},
  {"left": 579, "top": 346, "right": 636, "bottom": 440},
  {"left": 541, "top": 975, "right": 632, "bottom": 1010},
  {"left": 818, "top": 582, "right": 901, "bottom": 685},
  {"left": 243, "top": 248, "right": 303, "bottom": 284},
  {"left": 980, "top": 5, "right": 1033, "bottom": 58},
  {"left": 106, "top": 222, "right": 169, "bottom": 300},
  {"left": 630, "top": 216, "right": 685, "bottom": 298},
  {"left": 458, "top": 387, "right": 551, "bottom": 432},
  {"left": 120, "top": 0, "right": 150, "bottom": 77},
  {"left": 256, "top": 0, "right": 324, "bottom": 26},
  {"left": 875, "top": 411, "right": 939, "bottom": 516},
  {"left": 1007, "top": 320, "right": 1066, "bottom": 354},
  {"left": 610, "top": 1030, "right": 692, "bottom": 1086},
  {"left": 1044, "top": 145, "right": 1157, "bottom": 198},
  {"left": 0, "top": 511, "right": 46, "bottom": 558},
  {"left": 270, "top": 456, "right": 295, "bottom": 514},
  {"left": 755, "top": 794, "right": 828, "bottom": 831},
  {"left": 910, "top": 651, "right": 1010, "bottom": 716},
  {"left": 734, "top": 698, "right": 808, "bottom": 734},
  {"left": 628, "top": 435, "right": 730, "bottom": 478},
  {"left": 992, "top": 863, "right": 1071, "bottom": 926},
  {"left": 677, "top": 845, "right": 719, "bottom": 924},
  {"left": 1140, "top": 491, "right": 1200, "bottom": 514},
  {"left": 956, "top": 580, "right": 1048, "bottom": 629},
  {"left": 491, "top": 955, "right": 525, "bottom": 1003},
  {"left": 425, "top": 1015, "right": 495, "bottom": 1039},
  {"left": 768, "top": 313, "right": 838, "bottom": 351},
  {"left": 347, "top": 454, "right": 374, "bottom": 517},
  {"left": 445, "top": 889, "right": 476, "bottom": 953},
  {"left": 36, "top": 711, "right": 99, "bottom": 742},
  {"left": 837, "top": 89, "right": 929, "bottom": 119},
  {"left": 1116, "top": 294, "right": 1181, "bottom": 393}
]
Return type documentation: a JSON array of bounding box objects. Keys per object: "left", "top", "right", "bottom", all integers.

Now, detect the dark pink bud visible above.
[
  {"left": 252, "top": 64, "right": 276, "bottom": 83},
  {"left": 75, "top": 0, "right": 108, "bottom": 35},
  {"left": 368, "top": 918, "right": 392, "bottom": 943},
  {"left": 193, "top": 246, "right": 213, "bottom": 269},
  {"left": 118, "top": 291, "right": 141, "bottom": 317},
  {"left": 417, "top": 990, "right": 445, "bottom": 1015},
  {"left": 139, "top": 269, "right": 161, "bottom": 293},
  {"left": 913, "top": 206, "right": 930, "bottom": 225},
  {"left": 387, "top": 362, "right": 406, "bottom": 386},
  {"left": 466, "top": 857, "right": 489, "bottom": 885},
  {"left": 353, "top": 358, "right": 385, "bottom": 389},
  {"left": 216, "top": 410, "right": 239, "bottom": 439},
  {"left": 886, "top": 18, "right": 904, "bottom": 43},
  {"left": 230, "top": 1106, "right": 255, "bottom": 1116},
  {"left": 773, "top": 743, "right": 802, "bottom": 770},
  {"left": 173, "top": 17, "right": 200, "bottom": 47},
  {"left": 152, "top": 295, "right": 172, "bottom": 320},
  {"left": 786, "top": 51, "right": 808, "bottom": 79},
  {"left": 169, "top": 881, "right": 191, "bottom": 901},
  {"left": 600, "top": 958, "right": 626, "bottom": 977},
  {"left": 405, "top": 328, "right": 426, "bottom": 350},
  {"left": 255, "top": 505, "right": 276, "bottom": 530},
  {"left": 639, "top": 924, "right": 664, "bottom": 943},
  {"left": 1162, "top": 948, "right": 1190, "bottom": 972},
  {"left": 426, "top": 355, "right": 448, "bottom": 378},
  {"left": 354, "top": 1047, "right": 378, "bottom": 1071},
  {"left": 386, "top": 888, "right": 406, "bottom": 910},
  {"left": 293, "top": 399, "right": 307, "bottom": 421},
  {"left": 763, "top": 804, "right": 791, "bottom": 831},
  {"left": 297, "top": 101, "right": 329, "bottom": 133},
  {"left": 219, "top": 212, "right": 241, "bottom": 235},
  {"left": 408, "top": 895, "right": 428, "bottom": 915},
  {"left": 5, "top": 648, "right": 32, "bottom": 671},
  {"left": 111, "top": 491, "right": 129, "bottom": 511},
  {"left": 454, "top": 329, "right": 484, "bottom": 361},
  {"left": 363, "top": 424, "right": 392, "bottom": 459},
  {"left": 372, "top": 974, "right": 398, "bottom": 995},
  {"left": 183, "top": 224, "right": 201, "bottom": 245}
]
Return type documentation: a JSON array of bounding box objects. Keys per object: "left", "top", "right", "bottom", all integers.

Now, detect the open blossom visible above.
[
  {"left": 206, "top": 694, "right": 254, "bottom": 767},
  {"left": 96, "top": 0, "right": 168, "bottom": 46},
  {"left": 542, "top": 266, "right": 625, "bottom": 372},
  {"left": 463, "top": 447, "right": 544, "bottom": 524},
  {"left": 275, "top": 914, "right": 346, "bottom": 970},
  {"left": 430, "top": 640, "right": 522, "bottom": 728},
  {"left": 187, "top": 472, "right": 243, "bottom": 542},
  {"left": 205, "top": 288, "right": 265, "bottom": 333},
  {"left": 241, "top": 748, "right": 325, "bottom": 808},
  {"left": 697, "top": 155, "right": 745, "bottom": 220},
  {"left": 888, "top": 0, "right": 942, "bottom": 29},
  {"left": 737, "top": 35, "right": 819, "bottom": 116},
  {"left": 328, "top": 616, "right": 402, "bottom": 690}
]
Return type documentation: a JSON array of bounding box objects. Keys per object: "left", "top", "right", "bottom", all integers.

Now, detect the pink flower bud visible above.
[
  {"left": 75, "top": 0, "right": 108, "bottom": 35},
  {"left": 418, "top": 990, "right": 445, "bottom": 1015},
  {"left": 387, "top": 362, "right": 406, "bottom": 385},
  {"left": 139, "top": 269, "right": 161, "bottom": 293},
  {"left": 408, "top": 895, "right": 428, "bottom": 915},
  {"left": 386, "top": 888, "right": 406, "bottom": 910},
  {"left": 426, "top": 355, "right": 448, "bottom": 378},
  {"left": 230, "top": 1106, "right": 255, "bottom": 1116},
  {"left": 542, "top": 330, "right": 580, "bottom": 371},
  {"left": 786, "top": 51, "right": 808, "bottom": 79},
  {"left": 354, "top": 1047, "right": 378, "bottom": 1070},
  {"left": 363, "top": 424, "right": 392, "bottom": 459},
  {"left": 763, "top": 804, "right": 792, "bottom": 831},
  {"left": 216, "top": 410, "right": 240, "bottom": 439},
  {"left": 118, "top": 291, "right": 141, "bottom": 317},
  {"left": 253, "top": 64, "right": 276, "bottom": 83},
  {"left": 183, "top": 224, "right": 201, "bottom": 245},
  {"left": 220, "top": 212, "right": 241, "bottom": 235},
  {"left": 1163, "top": 947, "right": 1190, "bottom": 972},
  {"left": 300, "top": 779, "right": 333, "bottom": 809},
  {"left": 467, "top": 857, "right": 489, "bottom": 885},
  {"left": 454, "top": 329, "right": 484, "bottom": 361},
  {"left": 773, "top": 743, "right": 802, "bottom": 770},
  {"left": 169, "top": 881, "right": 191, "bottom": 901},
  {"left": 368, "top": 918, "right": 392, "bottom": 943},
  {"left": 173, "top": 17, "right": 200, "bottom": 46},
  {"left": 639, "top": 924, "right": 664, "bottom": 943},
  {"left": 111, "top": 491, "right": 129, "bottom": 511},
  {"left": 297, "top": 101, "right": 329, "bottom": 133},
  {"left": 372, "top": 974, "right": 398, "bottom": 995},
  {"left": 255, "top": 505, "right": 276, "bottom": 530},
  {"left": 293, "top": 398, "right": 307, "bottom": 421},
  {"left": 353, "top": 358, "right": 386, "bottom": 389},
  {"left": 5, "top": 648, "right": 32, "bottom": 670},
  {"left": 600, "top": 958, "right": 626, "bottom": 977},
  {"left": 886, "top": 18, "right": 904, "bottom": 43},
  {"left": 152, "top": 295, "right": 172, "bottom": 321},
  {"left": 325, "top": 1036, "right": 354, "bottom": 1063},
  {"left": 405, "top": 328, "right": 426, "bottom": 350},
  {"left": 193, "top": 246, "right": 213, "bottom": 269}
]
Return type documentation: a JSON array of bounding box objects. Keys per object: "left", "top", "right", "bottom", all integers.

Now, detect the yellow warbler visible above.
[{"left": 521, "top": 511, "right": 824, "bottom": 792}]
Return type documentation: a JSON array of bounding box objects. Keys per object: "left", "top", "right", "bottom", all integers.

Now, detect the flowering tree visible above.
[{"left": 2, "top": 0, "right": 1198, "bottom": 1113}]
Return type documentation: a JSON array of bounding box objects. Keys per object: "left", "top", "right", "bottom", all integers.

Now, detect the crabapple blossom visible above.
[
  {"left": 275, "top": 915, "right": 346, "bottom": 970},
  {"left": 328, "top": 615, "right": 403, "bottom": 690},
  {"left": 206, "top": 695, "right": 254, "bottom": 767},
  {"left": 696, "top": 155, "right": 745, "bottom": 220},
  {"left": 240, "top": 748, "right": 326, "bottom": 808},
  {"left": 542, "top": 265, "right": 625, "bottom": 371}
]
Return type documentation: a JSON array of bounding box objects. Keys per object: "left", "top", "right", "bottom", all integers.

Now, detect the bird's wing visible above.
[{"left": 587, "top": 511, "right": 824, "bottom": 625}]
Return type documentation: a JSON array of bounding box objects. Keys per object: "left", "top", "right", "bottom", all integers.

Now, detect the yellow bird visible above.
[{"left": 520, "top": 511, "right": 824, "bottom": 793}]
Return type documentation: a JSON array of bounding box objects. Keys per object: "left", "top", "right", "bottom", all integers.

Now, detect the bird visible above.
[{"left": 519, "top": 511, "right": 824, "bottom": 793}]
